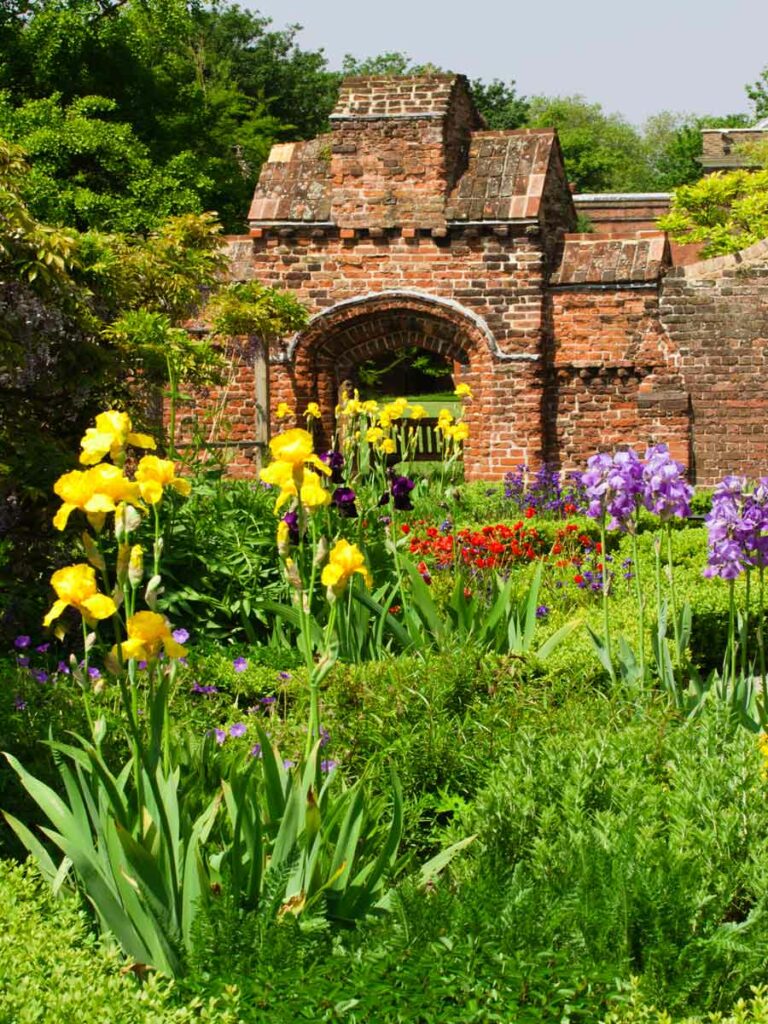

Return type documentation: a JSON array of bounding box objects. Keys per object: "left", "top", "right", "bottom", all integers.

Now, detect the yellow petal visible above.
[
  {"left": 127, "top": 432, "right": 157, "bottom": 450},
  {"left": 163, "top": 637, "right": 187, "bottom": 659},
  {"left": 121, "top": 637, "right": 148, "bottom": 660},
  {"left": 53, "top": 504, "right": 75, "bottom": 531},
  {"left": 43, "top": 599, "right": 67, "bottom": 627},
  {"left": 171, "top": 478, "right": 192, "bottom": 497},
  {"left": 139, "top": 480, "right": 164, "bottom": 504},
  {"left": 81, "top": 594, "right": 118, "bottom": 620},
  {"left": 83, "top": 494, "right": 117, "bottom": 513}
]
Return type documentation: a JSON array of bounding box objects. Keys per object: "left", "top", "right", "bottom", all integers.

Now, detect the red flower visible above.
[
  {"left": 573, "top": 574, "right": 585, "bottom": 585},
  {"left": 525, "top": 507, "right": 535, "bottom": 519},
  {"left": 401, "top": 523, "right": 410, "bottom": 535}
]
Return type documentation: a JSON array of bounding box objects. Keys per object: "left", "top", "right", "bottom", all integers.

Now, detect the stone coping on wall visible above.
[
  {"left": 663, "top": 237, "right": 768, "bottom": 281},
  {"left": 549, "top": 231, "right": 670, "bottom": 286}
]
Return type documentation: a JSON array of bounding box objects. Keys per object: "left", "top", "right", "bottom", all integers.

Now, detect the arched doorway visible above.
[{"left": 280, "top": 291, "right": 497, "bottom": 473}]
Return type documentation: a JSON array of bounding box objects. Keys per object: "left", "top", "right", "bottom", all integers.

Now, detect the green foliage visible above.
[
  {"left": 527, "top": 94, "right": 652, "bottom": 192},
  {"left": 642, "top": 112, "right": 752, "bottom": 191},
  {"left": 0, "top": 859, "right": 243, "bottom": 1023},
  {"left": 0, "top": 92, "right": 209, "bottom": 232},
  {"left": 470, "top": 77, "right": 530, "bottom": 130},
  {"left": 747, "top": 64, "right": 768, "bottom": 120},
  {"left": 659, "top": 168, "right": 768, "bottom": 256}
]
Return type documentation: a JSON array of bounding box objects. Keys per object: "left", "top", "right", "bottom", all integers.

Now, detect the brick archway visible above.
[{"left": 273, "top": 291, "right": 498, "bottom": 470}]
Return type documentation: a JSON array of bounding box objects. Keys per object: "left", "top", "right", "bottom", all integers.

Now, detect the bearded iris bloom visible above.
[
  {"left": 321, "top": 539, "right": 372, "bottom": 597},
  {"left": 111, "top": 611, "right": 188, "bottom": 663},
  {"left": 135, "top": 456, "right": 192, "bottom": 505},
  {"left": 79, "top": 410, "right": 156, "bottom": 466},
  {"left": 43, "top": 564, "right": 117, "bottom": 627},
  {"left": 53, "top": 464, "right": 141, "bottom": 531}
]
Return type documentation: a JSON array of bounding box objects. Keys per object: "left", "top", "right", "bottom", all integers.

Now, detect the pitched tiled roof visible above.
[
  {"left": 550, "top": 232, "right": 670, "bottom": 285},
  {"left": 445, "top": 130, "right": 556, "bottom": 221},
  {"left": 247, "top": 136, "right": 332, "bottom": 223}
]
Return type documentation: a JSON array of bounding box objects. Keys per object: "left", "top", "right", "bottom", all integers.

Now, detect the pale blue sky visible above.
[{"left": 243, "top": 0, "right": 768, "bottom": 126}]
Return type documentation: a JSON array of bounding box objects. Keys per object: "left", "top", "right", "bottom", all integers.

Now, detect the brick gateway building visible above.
[{"left": 183, "top": 74, "right": 768, "bottom": 484}]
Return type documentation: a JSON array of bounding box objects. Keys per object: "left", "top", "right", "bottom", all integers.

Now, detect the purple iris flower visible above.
[
  {"left": 704, "top": 476, "right": 768, "bottom": 579},
  {"left": 282, "top": 509, "right": 300, "bottom": 544},
  {"left": 390, "top": 475, "right": 415, "bottom": 511},
  {"left": 320, "top": 450, "right": 345, "bottom": 484},
  {"left": 233, "top": 656, "right": 248, "bottom": 673},
  {"left": 332, "top": 486, "right": 358, "bottom": 518},
  {"left": 642, "top": 444, "right": 693, "bottom": 521},
  {"left": 583, "top": 449, "right": 643, "bottom": 530}
]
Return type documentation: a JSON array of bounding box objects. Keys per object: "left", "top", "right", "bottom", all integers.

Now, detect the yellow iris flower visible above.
[
  {"left": 135, "top": 456, "right": 192, "bottom": 505},
  {"left": 79, "top": 410, "right": 156, "bottom": 466},
  {"left": 43, "top": 564, "right": 117, "bottom": 627},
  {"left": 275, "top": 402, "right": 294, "bottom": 420},
  {"left": 300, "top": 470, "right": 331, "bottom": 509},
  {"left": 366, "top": 427, "right": 384, "bottom": 444},
  {"left": 111, "top": 611, "right": 188, "bottom": 663},
  {"left": 408, "top": 404, "right": 428, "bottom": 420},
  {"left": 455, "top": 383, "right": 473, "bottom": 399},
  {"left": 53, "top": 464, "right": 141, "bottom": 531},
  {"left": 380, "top": 438, "right": 397, "bottom": 455},
  {"left": 268, "top": 429, "right": 330, "bottom": 475},
  {"left": 305, "top": 402, "right": 321, "bottom": 420},
  {"left": 446, "top": 422, "right": 469, "bottom": 442},
  {"left": 321, "top": 539, "right": 372, "bottom": 597}
]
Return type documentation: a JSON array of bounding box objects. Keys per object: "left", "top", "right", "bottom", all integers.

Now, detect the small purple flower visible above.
[
  {"left": 16, "top": 656, "right": 30, "bottom": 668},
  {"left": 282, "top": 758, "right": 296, "bottom": 769},
  {"left": 321, "top": 760, "right": 338, "bottom": 773},
  {"left": 320, "top": 725, "right": 331, "bottom": 747},
  {"left": 250, "top": 743, "right": 263, "bottom": 758},
  {"left": 260, "top": 695, "right": 276, "bottom": 705},
  {"left": 33, "top": 669, "right": 48, "bottom": 684},
  {"left": 138, "top": 660, "right": 148, "bottom": 671},
  {"left": 56, "top": 660, "right": 70, "bottom": 675},
  {"left": 535, "top": 605, "right": 550, "bottom": 619},
  {"left": 172, "top": 628, "right": 190, "bottom": 644},
  {"left": 229, "top": 723, "right": 247, "bottom": 738},
  {"left": 191, "top": 682, "right": 218, "bottom": 695},
  {"left": 14, "top": 696, "right": 27, "bottom": 711},
  {"left": 87, "top": 667, "right": 101, "bottom": 680},
  {"left": 14, "top": 636, "right": 31, "bottom": 650},
  {"left": 214, "top": 729, "right": 227, "bottom": 746},
  {"left": 278, "top": 671, "right": 291, "bottom": 680},
  {"left": 35, "top": 643, "right": 50, "bottom": 654},
  {"left": 233, "top": 656, "right": 248, "bottom": 673},
  {"left": 332, "top": 486, "right": 358, "bottom": 518}
]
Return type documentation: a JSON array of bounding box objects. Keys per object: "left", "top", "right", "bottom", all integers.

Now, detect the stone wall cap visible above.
[
  {"left": 551, "top": 233, "right": 670, "bottom": 285},
  {"left": 574, "top": 192, "right": 671, "bottom": 202}
]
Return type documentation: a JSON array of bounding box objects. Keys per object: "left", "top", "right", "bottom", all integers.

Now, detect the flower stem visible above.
[
  {"left": 600, "top": 518, "right": 615, "bottom": 682},
  {"left": 630, "top": 529, "right": 645, "bottom": 682}
]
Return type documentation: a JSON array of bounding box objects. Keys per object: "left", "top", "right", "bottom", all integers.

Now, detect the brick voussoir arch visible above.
[{"left": 286, "top": 289, "right": 522, "bottom": 365}]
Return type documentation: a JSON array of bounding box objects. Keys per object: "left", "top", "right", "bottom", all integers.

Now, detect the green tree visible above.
[
  {"left": 746, "top": 65, "right": 768, "bottom": 119},
  {"left": 658, "top": 167, "right": 768, "bottom": 256},
  {"left": 0, "top": 1, "right": 337, "bottom": 231},
  {"left": 642, "top": 111, "right": 752, "bottom": 191},
  {"left": 469, "top": 78, "right": 529, "bottom": 130},
  {"left": 526, "top": 95, "right": 650, "bottom": 193}
]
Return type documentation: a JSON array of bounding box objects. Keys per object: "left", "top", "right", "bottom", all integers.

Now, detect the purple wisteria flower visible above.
[
  {"left": 642, "top": 444, "right": 693, "bottom": 521},
  {"left": 332, "top": 486, "right": 358, "bottom": 518},
  {"left": 229, "top": 723, "right": 247, "bottom": 738},
  {"left": 233, "top": 656, "right": 248, "bottom": 673},
  {"left": 172, "top": 628, "right": 190, "bottom": 644},
  {"left": 14, "top": 635, "right": 30, "bottom": 650}
]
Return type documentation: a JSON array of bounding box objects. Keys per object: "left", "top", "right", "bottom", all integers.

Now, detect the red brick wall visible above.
[
  {"left": 660, "top": 240, "right": 768, "bottom": 484},
  {"left": 547, "top": 286, "right": 690, "bottom": 470}
]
